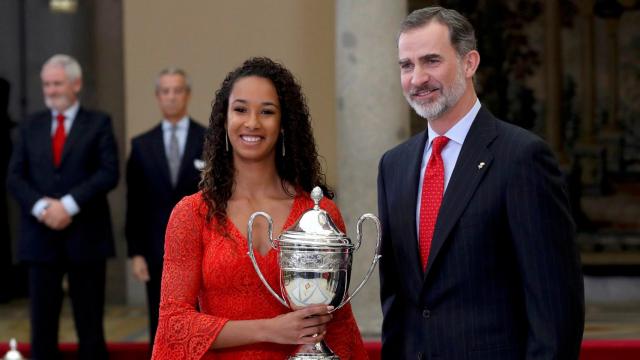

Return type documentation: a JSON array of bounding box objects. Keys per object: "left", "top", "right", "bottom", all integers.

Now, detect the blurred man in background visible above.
[
  {"left": 7, "top": 54, "right": 118, "bottom": 360},
  {"left": 125, "top": 67, "right": 205, "bottom": 350}
]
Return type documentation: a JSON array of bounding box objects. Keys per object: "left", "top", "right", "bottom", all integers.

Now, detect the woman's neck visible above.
[{"left": 232, "top": 159, "right": 290, "bottom": 200}]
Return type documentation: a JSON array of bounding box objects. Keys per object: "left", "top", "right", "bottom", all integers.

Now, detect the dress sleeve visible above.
[
  {"left": 151, "top": 195, "right": 229, "bottom": 360},
  {"left": 320, "top": 199, "right": 369, "bottom": 359}
]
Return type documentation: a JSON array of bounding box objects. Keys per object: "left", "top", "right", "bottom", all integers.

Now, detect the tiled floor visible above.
[
  {"left": 0, "top": 298, "right": 149, "bottom": 346},
  {"left": 1, "top": 298, "right": 640, "bottom": 347},
  {"left": 584, "top": 301, "right": 640, "bottom": 339}
]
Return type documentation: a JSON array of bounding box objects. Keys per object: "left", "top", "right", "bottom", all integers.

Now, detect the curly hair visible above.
[{"left": 200, "top": 57, "right": 333, "bottom": 228}]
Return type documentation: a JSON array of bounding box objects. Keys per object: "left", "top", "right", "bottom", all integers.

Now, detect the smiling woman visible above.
[{"left": 150, "top": 57, "right": 369, "bottom": 360}]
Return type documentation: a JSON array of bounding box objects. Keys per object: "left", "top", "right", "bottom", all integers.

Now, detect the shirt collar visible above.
[
  {"left": 162, "top": 116, "right": 189, "bottom": 131},
  {"left": 51, "top": 101, "right": 80, "bottom": 121},
  {"left": 426, "top": 98, "right": 481, "bottom": 148}
]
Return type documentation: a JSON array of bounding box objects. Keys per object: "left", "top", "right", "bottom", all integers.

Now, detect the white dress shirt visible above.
[
  {"left": 32, "top": 102, "right": 81, "bottom": 218},
  {"left": 161, "top": 116, "right": 190, "bottom": 159}
]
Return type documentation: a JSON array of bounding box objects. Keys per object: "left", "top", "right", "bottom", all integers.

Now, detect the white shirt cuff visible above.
[
  {"left": 31, "top": 199, "right": 50, "bottom": 218},
  {"left": 60, "top": 195, "right": 80, "bottom": 216}
]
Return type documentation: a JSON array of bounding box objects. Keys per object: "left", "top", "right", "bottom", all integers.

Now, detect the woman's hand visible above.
[{"left": 262, "top": 304, "right": 334, "bottom": 345}]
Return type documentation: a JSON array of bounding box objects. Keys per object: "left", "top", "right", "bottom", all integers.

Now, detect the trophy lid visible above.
[{"left": 278, "top": 187, "right": 353, "bottom": 248}]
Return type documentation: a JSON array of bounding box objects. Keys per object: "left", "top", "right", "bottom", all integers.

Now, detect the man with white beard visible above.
[
  {"left": 377, "top": 6, "right": 585, "bottom": 360},
  {"left": 7, "top": 54, "right": 118, "bottom": 360}
]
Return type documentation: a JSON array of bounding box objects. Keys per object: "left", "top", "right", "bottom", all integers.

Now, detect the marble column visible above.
[
  {"left": 336, "top": 0, "right": 408, "bottom": 337},
  {"left": 600, "top": 16, "right": 624, "bottom": 173},
  {"left": 573, "top": 0, "right": 604, "bottom": 189},
  {"left": 93, "top": 0, "right": 127, "bottom": 305},
  {"left": 544, "top": 0, "right": 567, "bottom": 164},
  {"left": 603, "top": 17, "right": 620, "bottom": 132},
  {"left": 579, "top": 0, "right": 596, "bottom": 144}
]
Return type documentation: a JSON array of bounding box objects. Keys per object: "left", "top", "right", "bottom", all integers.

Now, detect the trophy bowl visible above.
[{"left": 248, "top": 187, "right": 381, "bottom": 360}]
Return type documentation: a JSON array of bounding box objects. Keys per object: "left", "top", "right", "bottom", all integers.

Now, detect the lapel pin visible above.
[
  {"left": 194, "top": 159, "right": 205, "bottom": 171},
  {"left": 478, "top": 162, "right": 486, "bottom": 169}
]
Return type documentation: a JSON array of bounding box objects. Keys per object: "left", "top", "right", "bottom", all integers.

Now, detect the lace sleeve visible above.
[
  {"left": 319, "top": 199, "right": 369, "bottom": 359},
  {"left": 151, "top": 194, "right": 229, "bottom": 360}
]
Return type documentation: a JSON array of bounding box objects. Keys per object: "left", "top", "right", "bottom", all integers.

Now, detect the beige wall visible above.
[{"left": 123, "top": 0, "right": 337, "bottom": 185}]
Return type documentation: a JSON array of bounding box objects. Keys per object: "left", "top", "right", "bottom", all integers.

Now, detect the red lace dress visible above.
[{"left": 151, "top": 192, "right": 369, "bottom": 360}]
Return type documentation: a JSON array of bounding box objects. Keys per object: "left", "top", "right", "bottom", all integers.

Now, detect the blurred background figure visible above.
[
  {"left": 0, "top": 77, "right": 16, "bottom": 304},
  {"left": 125, "top": 67, "right": 205, "bottom": 352},
  {"left": 6, "top": 54, "right": 119, "bottom": 360}
]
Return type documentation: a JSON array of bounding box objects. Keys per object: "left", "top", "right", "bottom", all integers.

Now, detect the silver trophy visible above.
[
  {"left": 247, "top": 187, "right": 381, "bottom": 360},
  {"left": 3, "top": 338, "right": 25, "bottom": 360}
]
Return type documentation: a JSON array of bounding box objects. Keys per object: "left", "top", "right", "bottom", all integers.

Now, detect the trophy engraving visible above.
[{"left": 248, "top": 186, "right": 382, "bottom": 360}]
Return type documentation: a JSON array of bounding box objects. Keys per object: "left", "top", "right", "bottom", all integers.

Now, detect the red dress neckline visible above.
[{"left": 225, "top": 192, "right": 305, "bottom": 258}]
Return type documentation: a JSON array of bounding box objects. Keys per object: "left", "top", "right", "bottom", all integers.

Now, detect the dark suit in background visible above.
[
  {"left": 378, "top": 7, "right": 584, "bottom": 360},
  {"left": 0, "top": 77, "right": 16, "bottom": 303},
  {"left": 9, "top": 107, "right": 118, "bottom": 262},
  {"left": 125, "top": 118, "right": 205, "bottom": 345}
]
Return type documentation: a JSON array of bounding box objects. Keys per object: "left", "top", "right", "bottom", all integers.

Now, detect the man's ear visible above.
[
  {"left": 464, "top": 50, "right": 480, "bottom": 78},
  {"left": 72, "top": 78, "right": 82, "bottom": 94}
]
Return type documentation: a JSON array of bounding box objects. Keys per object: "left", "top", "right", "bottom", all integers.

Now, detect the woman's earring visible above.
[
  {"left": 225, "top": 132, "right": 229, "bottom": 152},
  {"left": 281, "top": 130, "right": 285, "bottom": 157}
]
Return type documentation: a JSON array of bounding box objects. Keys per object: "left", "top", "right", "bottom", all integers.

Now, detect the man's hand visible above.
[
  {"left": 131, "top": 255, "right": 150, "bottom": 282},
  {"left": 40, "top": 198, "right": 72, "bottom": 230}
]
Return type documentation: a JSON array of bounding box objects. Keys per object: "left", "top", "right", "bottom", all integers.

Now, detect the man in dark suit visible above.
[
  {"left": 7, "top": 54, "right": 118, "bottom": 360},
  {"left": 377, "top": 7, "right": 584, "bottom": 359},
  {"left": 125, "top": 67, "right": 205, "bottom": 349},
  {"left": 0, "top": 77, "right": 16, "bottom": 303}
]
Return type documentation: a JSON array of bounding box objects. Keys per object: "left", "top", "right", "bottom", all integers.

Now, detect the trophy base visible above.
[{"left": 288, "top": 341, "right": 340, "bottom": 360}]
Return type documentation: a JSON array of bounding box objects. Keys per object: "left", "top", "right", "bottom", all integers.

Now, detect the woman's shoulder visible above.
[
  {"left": 173, "top": 192, "right": 208, "bottom": 217},
  {"left": 175, "top": 191, "right": 203, "bottom": 206}
]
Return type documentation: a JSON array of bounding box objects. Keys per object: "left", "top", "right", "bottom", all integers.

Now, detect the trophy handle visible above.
[
  {"left": 247, "top": 211, "right": 289, "bottom": 308},
  {"left": 333, "top": 213, "right": 382, "bottom": 312}
]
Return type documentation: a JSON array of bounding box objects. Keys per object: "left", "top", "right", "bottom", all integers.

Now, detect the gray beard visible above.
[
  {"left": 44, "top": 95, "right": 72, "bottom": 111},
  {"left": 410, "top": 96, "right": 447, "bottom": 120},
  {"left": 406, "top": 67, "right": 467, "bottom": 121}
]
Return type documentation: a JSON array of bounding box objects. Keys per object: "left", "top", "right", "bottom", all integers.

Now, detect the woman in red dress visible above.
[{"left": 151, "top": 57, "right": 368, "bottom": 360}]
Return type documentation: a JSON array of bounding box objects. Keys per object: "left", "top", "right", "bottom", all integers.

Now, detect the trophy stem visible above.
[{"left": 288, "top": 340, "right": 339, "bottom": 360}]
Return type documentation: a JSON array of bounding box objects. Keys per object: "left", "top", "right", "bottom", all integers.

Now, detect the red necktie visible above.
[
  {"left": 418, "top": 136, "right": 449, "bottom": 271},
  {"left": 52, "top": 113, "right": 66, "bottom": 167}
]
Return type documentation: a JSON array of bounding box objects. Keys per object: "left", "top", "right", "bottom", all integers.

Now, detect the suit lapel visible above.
[
  {"left": 397, "top": 130, "right": 430, "bottom": 298},
  {"left": 36, "top": 112, "right": 56, "bottom": 171},
  {"left": 59, "top": 108, "right": 86, "bottom": 166},
  {"left": 423, "top": 107, "right": 497, "bottom": 280},
  {"left": 175, "top": 119, "right": 200, "bottom": 188},
  {"left": 150, "top": 124, "right": 173, "bottom": 188}
]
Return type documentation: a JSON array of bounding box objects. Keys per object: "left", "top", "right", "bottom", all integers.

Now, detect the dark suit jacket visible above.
[
  {"left": 125, "top": 119, "right": 205, "bottom": 263},
  {"left": 377, "top": 106, "right": 584, "bottom": 360},
  {"left": 7, "top": 107, "right": 119, "bottom": 263}
]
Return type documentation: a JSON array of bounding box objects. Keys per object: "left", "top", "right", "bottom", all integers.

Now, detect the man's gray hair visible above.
[
  {"left": 155, "top": 67, "right": 191, "bottom": 92},
  {"left": 399, "top": 6, "right": 477, "bottom": 58},
  {"left": 42, "top": 54, "right": 83, "bottom": 82}
]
